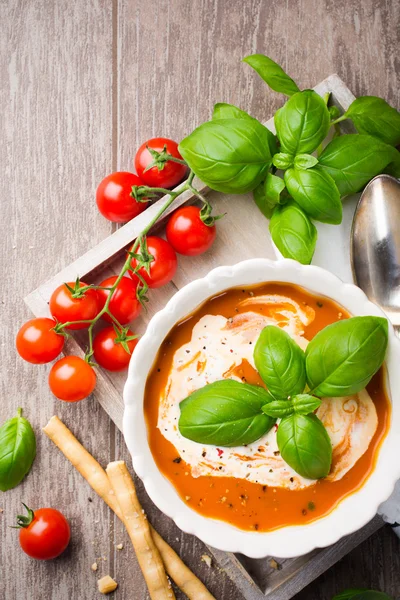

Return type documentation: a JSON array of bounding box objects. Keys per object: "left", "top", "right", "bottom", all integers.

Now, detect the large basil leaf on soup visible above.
[
  {"left": 284, "top": 166, "right": 342, "bottom": 224},
  {"left": 212, "top": 103, "right": 254, "bottom": 121},
  {"left": 344, "top": 96, "right": 400, "bottom": 147},
  {"left": 253, "top": 172, "right": 286, "bottom": 219},
  {"left": 274, "top": 90, "right": 330, "bottom": 155},
  {"left": 269, "top": 200, "right": 317, "bottom": 265},
  {"left": 318, "top": 134, "right": 400, "bottom": 197},
  {"left": 243, "top": 54, "right": 300, "bottom": 96},
  {"left": 254, "top": 325, "right": 306, "bottom": 399},
  {"left": 178, "top": 380, "right": 275, "bottom": 447},
  {"left": 305, "top": 316, "right": 388, "bottom": 397},
  {"left": 178, "top": 118, "right": 276, "bottom": 194},
  {"left": 277, "top": 413, "right": 332, "bottom": 479}
]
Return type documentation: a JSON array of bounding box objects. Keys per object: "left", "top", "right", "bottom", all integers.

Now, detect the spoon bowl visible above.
[{"left": 351, "top": 174, "right": 400, "bottom": 328}]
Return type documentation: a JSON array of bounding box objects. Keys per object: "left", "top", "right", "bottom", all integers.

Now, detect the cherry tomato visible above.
[
  {"left": 18, "top": 504, "right": 70, "bottom": 560},
  {"left": 16, "top": 318, "right": 64, "bottom": 364},
  {"left": 93, "top": 326, "right": 138, "bottom": 371},
  {"left": 135, "top": 138, "right": 187, "bottom": 189},
  {"left": 49, "top": 356, "right": 96, "bottom": 402},
  {"left": 166, "top": 206, "right": 216, "bottom": 256},
  {"left": 129, "top": 236, "right": 177, "bottom": 289},
  {"left": 96, "top": 172, "right": 148, "bottom": 223},
  {"left": 97, "top": 276, "right": 141, "bottom": 325},
  {"left": 49, "top": 281, "right": 100, "bottom": 330}
]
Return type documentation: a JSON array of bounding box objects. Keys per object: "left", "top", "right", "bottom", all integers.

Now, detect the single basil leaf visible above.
[
  {"left": 212, "top": 103, "right": 253, "bottom": 121},
  {"left": 333, "top": 592, "right": 393, "bottom": 600},
  {"left": 0, "top": 408, "right": 36, "bottom": 492},
  {"left": 179, "top": 118, "right": 276, "bottom": 194},
  {"left": 269, "top": 200, "right": 317, "bottom": 265},
  {"left": 272, "top": 153, "right": 294, "bottom": 170},
  {"left": 292, "top": 394, "right": 321, "bottom": 415},
  {"left": 345, "top": 96, "right": 400, "bottom": 146},
  {"left": 294, "top": 154, "right": 319, "bottom": 170},
  {"left": 254, "top": 325, "right": 306, "bottom": 398},
  {"left": 319, "top": 134, "right": 400, "bottom": 196},
  {"left": 243, "top": 54, "right": 300, "bottom": 96},
  {"left": 274, "top": 90, "right": 330, "bottom": 155},
  {"left": 277, "top": 413, "right": 332, "bottom": 479},
  {"left": 332, "top": 591, "right": 368, "bottom": 600},
  {"left": 262, "top": 400, "right": 294, "bottom": 418},
  {"left": 178, "top": 380, "right": 275, "bottom": 447},
  {"left": 253, "top": 173, "right": 286, "bottom": 219},
  {"left": 305, "top": 316, "right": 388, "bottom": 397},
  {"left": 284, "top": 166, "right": 342, "bottom": 224}
]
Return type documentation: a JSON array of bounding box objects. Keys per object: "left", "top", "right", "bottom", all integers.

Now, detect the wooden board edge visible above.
[{"left": 206, "top": 549, "right": 267, "bottom": 600}]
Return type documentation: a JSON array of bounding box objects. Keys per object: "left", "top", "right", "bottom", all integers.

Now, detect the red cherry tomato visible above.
[
  {"left": 18, "top": 504, "right": 70, "bottom": 560},
  {"left": 16, "top": 318, "right": 64, "bottom": 364},
  {"left": 135, "top": 138, "right": 187, "bottom": 189},
  {"left": 93, "top": 326, "right": 138, "bottom": 371},
  {"left": 97, "top": 276, "right": 141, "bottom": 325},
  {"left": 166, "top": 206, "right": 216, "bottom": 256},
  {"left": 49, "top": 281, "right": 100, "bottom": 330},
  {"left": 129, "top": 236, "right": 177, "bottom": 289},
  {"left": 49, "top": 356, "right": 96, "bottom": 402},
  {"left": 96, "top": 172, "right": 149, "bottom": 223}
]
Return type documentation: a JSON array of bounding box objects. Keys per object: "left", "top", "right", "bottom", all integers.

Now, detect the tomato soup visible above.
[{"left": 144, "top": 283, "right": 390, "bottom": 532}]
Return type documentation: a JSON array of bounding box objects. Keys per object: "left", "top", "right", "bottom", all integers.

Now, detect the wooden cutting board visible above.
[{"left": 24, "top": 74, "right": 384, "bottom": 600}]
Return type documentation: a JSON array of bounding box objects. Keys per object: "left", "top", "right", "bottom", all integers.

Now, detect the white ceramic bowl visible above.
[{"left": 123, "top": 258, "right": 400, "bottom": 558}]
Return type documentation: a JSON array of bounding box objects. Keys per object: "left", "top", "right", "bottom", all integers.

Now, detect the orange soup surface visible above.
[{"left": 144, "top": 283, "right": 390, "bottom": 532}]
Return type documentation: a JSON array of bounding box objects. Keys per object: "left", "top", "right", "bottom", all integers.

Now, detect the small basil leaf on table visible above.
[
  {"left": 254, "top": 325, "right": 306, "bottom": 398},
  {"left": 242, "top": 54, "right": 300, "bottom": 96},
  {"left": 333, "top": 591, "right": 393, "bottom": 600},
  {"left": 262, "top": 400, "right": 294, "bottom": 418},
  {"left": 292, "top": 394, "right": 321, "bottom": 414},
  {"left": 344, "top": 96, "right": 400, "bottom": 147},
  {"left": 272, "top": 153, "right": 294, "bottom": 170},
  {"left": 178, "top": 380, "right": 275, "bottom": 447},
  {"left": 179, "top": 118, "right": 276, "bottom": 194},
  {"left": 269, "top": 200, "right": 317, "bottom": 265},
  {"left": 318, "top": 134, "right": 400, "bottom": 196},
  {"left": 253, "top": 173, "right": 286, "bottom": 219},
  {"left": 212, "top": 103, "right": 254, "bottom": 121},
  {"left": 274, "top": 90, "right": 330, "bottom": 155},
  {"left": 294, "top": 154, "right": 319, "bottom": 170},
  {"left": 305, "top": 316, "right": 388, "bottom": 397},
  {"left": 284, "top": 166, "right": 342, "bottom": 224},
  {"left": 277, "top": 413, "right": 332, "bottom": 479},
  {"left": 0, "top": 408, "right": 36, "bottom": 492}
]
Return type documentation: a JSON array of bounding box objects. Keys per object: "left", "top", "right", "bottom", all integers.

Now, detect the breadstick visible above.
[{"left": 43, "top": 416, "right": 215, "bottom": 600}]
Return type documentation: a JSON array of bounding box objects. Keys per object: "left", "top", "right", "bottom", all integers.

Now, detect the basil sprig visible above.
[
  {"left": 0, "top": 408, "right": 36, "bottom": 492},
  {"left": 178, "top": 316, "right": 388, "bottom": 481}
]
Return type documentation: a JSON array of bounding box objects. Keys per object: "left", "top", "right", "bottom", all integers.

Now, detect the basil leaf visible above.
[
  {"left": 253, "top": 173, "right": 286, "bottom": 219},
  {"left": 274, "top": 90, "right": 330, "bottom": 155},
  {"left": 272, "top": 153, "right": 294, "bottom": 170},
  {"left": 332, "top": 591, "right": 369, "bottom": 600},
  {"left": 212, "top": 103, "right": 253, "bottom": 121},
  {"left": 254, "top": 325, "right": 306, "bottom": 399},
  {"left": 243, "top": 54, "right": 300, "bottom": 96},
  {"left": 269, "top": 200, "right": 317, "bottom": 265},
  {"left": 178, "top": 380, "right": 275, "bottom": 447},
  {"left": 294, "top": 154, "right": 319, "bottom": 170},
  {"left": 179, "top": 118, "right": 276, "bottom": 194},
  {"left": 262, "top": 400, "right": 294, "bottom": 418},
  {"left": 305, "top": 316, "right": 388, "bottom": 397},
  {"left": 333, "top": 592, "right": 393, "bottom": 600},
  {"left": 277, "top": 413, "right": 332, "bottom": 479},
  {"left": 0, "top": 408, "right": 36, "bottom": 492},
  {"left": 292, "top": 394, "right": 321, "bottom": 415},
  {"left": 284, "top": 166, "right": 342, "bottom": 224},
  {"left": 319, "top": 134, "right": 400, "bottom": 196},
  {"left": 344, "top": 96, "right": 400, "bottom": 146}
]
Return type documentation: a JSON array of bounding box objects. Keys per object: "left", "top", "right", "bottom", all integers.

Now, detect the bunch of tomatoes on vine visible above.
[{"left": 16, "top": 138, "right": 219, "bottom": 402}]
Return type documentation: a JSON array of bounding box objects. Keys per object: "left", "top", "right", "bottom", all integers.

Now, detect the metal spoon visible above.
[
  {"left": 351, "top": 173, "right": 400, "bottom": 536},
  {"left": 351, "top": 174, "right": 400, "bottom": 330}
]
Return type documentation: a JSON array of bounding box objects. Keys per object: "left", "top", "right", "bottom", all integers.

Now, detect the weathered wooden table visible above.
[{"left": 2, "top": 1, "right": 400, "bottom": 599}]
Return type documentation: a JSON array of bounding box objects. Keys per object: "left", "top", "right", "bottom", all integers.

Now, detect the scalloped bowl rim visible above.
[{"left": 123, "top": 258, "right": 400, "bottom": 559}]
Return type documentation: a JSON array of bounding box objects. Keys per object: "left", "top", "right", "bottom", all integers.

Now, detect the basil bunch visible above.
[
  {"left": 0, "top": 408, "right": 36, "bottom": 492},
  {"left": 178, "top": 316, "right": 388, "bottom": 481}
]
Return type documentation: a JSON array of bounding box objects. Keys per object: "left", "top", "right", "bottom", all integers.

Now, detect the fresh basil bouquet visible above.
[{"left": 178, "top": 54, "right": 400, "bottom": 265}]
